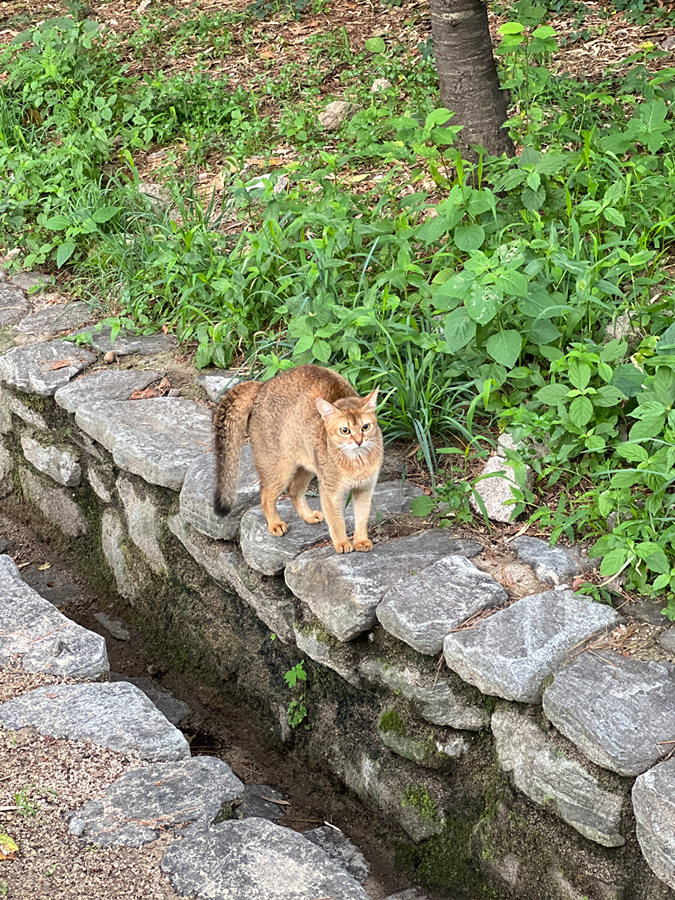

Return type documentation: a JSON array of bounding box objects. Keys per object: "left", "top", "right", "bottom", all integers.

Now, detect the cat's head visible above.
[{"left": 315, "top": 389, "right": 381, "bottom": 458}]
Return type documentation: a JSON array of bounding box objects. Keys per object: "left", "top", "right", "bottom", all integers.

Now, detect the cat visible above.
[{"left": 213, "top": 364, "right": 383, "bottom": 553}]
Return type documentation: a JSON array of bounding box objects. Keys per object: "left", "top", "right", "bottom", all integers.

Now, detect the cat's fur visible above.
[{"left": 213, "top": 364, "right": 383, "bottom": 553}]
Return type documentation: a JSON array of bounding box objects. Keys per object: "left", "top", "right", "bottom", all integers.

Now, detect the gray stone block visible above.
[
  {"left": 660, "top": 627, "right": 675, "bottom": 654},
  {"left": 470, "top": 455, "right": 533, "bottom": 523},
  {"left": 4, "top": 390, "right": 47, "bottom": 429},
  {"left": 20, "top": 434, "right": 81, "bottom": 486},
  {"left": 236, "top": 784, "right": 286, "bottom": 821},
  {"left": 0, "top": 339, "right": 96, "bottom": 395},
  {"left": 195, "top": 372, "right": 239, "bottom": 401},
  {"left": 116, "top": 476, "right": 167, "bottom": 575},
  {"left": 68, "top": 757, "right": 242, "bottom": 847},
  {"left": 543, "top": 650, "right": 675, "bottom": 776},
  {"left": 13, "top": 301, "right": 91, "bottom": 339},
  {"left": 72, "top": 326, "right": 177, "bottom": 356},
  {"left": 241, "top": 481, "right": 425, "bottom": 576},
  {"left": 168, "top": 512, "right": 295, "bottom": 643},
  {"left": 286, "top": 531, "right": 480, "bottom": 643},
  {"left": 101, "top": 509, "right": 144, "bottom": 602},
  {"left": 0, "top": 440, "right": 11, "bottom": 499},
  {"left": 0, "top": 388, "right": 11, "bottom": 434},
  {"left": 161, "top": 816, "right": 369, "bottom": 900},
  {"left": 377, "top": 555, "right": 507, "bottom": 655},
  {"left": 181, "top": 444, "right": 260, "bottom": 541},
  {"left": 75, "top": 397, "right": 212, "bottom": 491},
  {"left": 359, "top": 657, "right": 489, "bottom": 731},
  {"left": 18, "top": 466, "right": 88, "bottom": 537},
  {"left": 492, "top": 708, "right": 625, "bottom": 847},
  {"left": 54, "top": 369, "right": 163, "bottom": 414},
  {"left": 0, "top": 681, "right": 190, "bottom": 760},
  {"left": 109, "top": 674, "right": 191, "bottom": 726},
  {"left": 0, "top": 554, "right": 108, "bottom": 679},
  {"left": 94, "top": 613, "right": 131, "bottom": 641},
  {"left": 632, "top": 758, "right": 675, "bottom": 891},
  {"left": 304, "top": 825, "right": 370, "bottom": 884},
  {"left": 293, "top": 620, "right": 362, "bottom": 688},
  {"left": 442, "top": 591, "right": 622, "bottom": 703},
  {"left": 511, "top": 536, "right": 592, "bottom": 586},
  {"left": 0, "top": 284, "right": 31, "bottom": 326},
  {"left": 11, "top": 271, "right": 50, "bottom": 292}
]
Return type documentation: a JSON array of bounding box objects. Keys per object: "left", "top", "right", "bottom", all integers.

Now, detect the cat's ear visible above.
[
  {"left": 361, "top": 387, "right": 379, "bottom": 412},
  {"left": 316, "top": 397, "right": 338, "bottom": 421}
]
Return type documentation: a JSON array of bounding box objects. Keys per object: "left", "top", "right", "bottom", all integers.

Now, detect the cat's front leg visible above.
[
  {"left": 352, "top": 480, "right": 376, "bottom": 552},
  {"left": 320, "top": 486, "right": 352, "bottom": 553}
]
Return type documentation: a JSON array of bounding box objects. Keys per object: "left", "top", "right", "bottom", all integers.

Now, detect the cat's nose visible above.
[{"left": 355, "top": 435, "right": 363, "bottom": 446}]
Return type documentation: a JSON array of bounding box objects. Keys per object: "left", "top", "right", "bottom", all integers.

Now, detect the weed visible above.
[{"left": 284, "top": 661, "right": 308, "bottom": 728}]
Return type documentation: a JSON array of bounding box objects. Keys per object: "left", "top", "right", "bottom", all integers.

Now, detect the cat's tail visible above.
[{"left": 213, "top": 380, "right": 260, "bottom": 516}]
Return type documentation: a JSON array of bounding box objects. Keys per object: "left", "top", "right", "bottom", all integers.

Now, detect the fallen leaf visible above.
[
  {"left": 44, "top": 693, "right": 58, "bottom": 699},
  {"left": 161, "top": 324, "right": 168, "bottom": 335},
  {"left": 49, "top": 358, "right": 79, "bottom": 370},
  {"left": 0, "top": 833, "right": 18, "bottom": 860},
  {"left": 129, "top": 377, "right": 171, "bottom": 400},
  {"left": 38, "top": 563, "right": 51, "bottom": 571}
]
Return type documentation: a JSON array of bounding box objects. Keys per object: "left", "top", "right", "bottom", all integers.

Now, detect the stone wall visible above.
[{"left": 1, "top": 335, "right": 675, "bottom": 900}]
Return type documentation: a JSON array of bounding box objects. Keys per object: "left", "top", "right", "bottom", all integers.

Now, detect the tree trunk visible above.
[{"left": 430, "top": 0, "right": 514, "bottom": 160}]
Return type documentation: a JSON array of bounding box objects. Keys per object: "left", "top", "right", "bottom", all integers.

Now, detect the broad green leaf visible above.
[
  {"left": 294, "top": 334, "right": 314, "bottom": 354},
  {"left": 45, "top": 215, "right": 70, "bottom": 231},
  {"left": 612, "top": 363, "right": 644, "bottom": 397},
  {"left": 657, "top": 322, "right": 675, "bottom": 355},
  {"left": 603, "top": 207, "right": 625, "bottom": 227},
  {"left": 365, "top": 37, "right": 385, "bottom": 52},
  {"left": 425, "top": 107, "right": 453, "bottom": 128},
  {"left": 532, "top": 24, "right": 556, "bottom": 38},
  {"left": 568, "top": 360, "right": 591, "bottom": 391},
  {"left": 614, "top": 442, "right": 649, "bottom": 463},
  {"left": 525, "top": 318, "right": 561, "bottom": 345},
  {"left": 585, "top": 435, "right": 606, "bottom": 452},
  {"left": 454, "top": 223, "right": 485, "bottom": 252},
  {"left": 597, "top": 362, "right": 613, "bottom": 383},
  {"left": 464, "top": 282, "right": 499, "bottom": 325},
  {"left": 600, "top": 548, "right": 630, "bottom": 577},
  {"left": 486, "top": 330, "right": 522, "bottom": 368},
  {"left": 654, "top": 366, "right": 675, "bottom": 407},
  {"left": 313, "top": 339, "right": 331, "bottom": 362},
  {"left": 611, "top": 470, "right": 641, "bottom": 489},
  {"left": 593, "top": 385, "right": 625, "bottom": 407},
  {"left": 653, "top": 573, "right": 671, "bottom": 591},
  {"left": 636, "top": 543, "right": 670, "bottom": 575},
  {"left": 443, "top": 307, "right": 476, "bottom": 352},
  {"left": 521, "top": 185, "right": 546, "bottom": 210},
  {"left": 56, "top": 242, "right": 76, "bottom": 267},
  {"left": 410, "top": 495, "right": 435, "bottom": 517},
  {"left": 495, "top": 270, "right": 528, "bottom": 297},
  {"left": 569, "top": 395, "right": 593, "bottom": 428},
  {"left": 91, "top": 206, "right": 120, "bottom": 224},
  {"left": 498, "top": 22, "right": 525, "bottom": 34},
  {"left": 535, "top": 383, "right": 569, "bottom": 404},
  {"left": 417, "top": 213, "right": 453, "bottom": 245},
  {"left": 534, "top": 151, "right": 567, "bottom": 176},
  {"left": 629, "top": 416, "right": 665, "bottom": 441}
]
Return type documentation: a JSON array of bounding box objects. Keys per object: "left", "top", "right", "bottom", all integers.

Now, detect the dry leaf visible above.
[
  {"left": 49, "top": 358, "right": 79, "bottom": 370},
  {"left": 0, "top": 833, "right": 18, "bottom": 860},
  {"left": 129, "top": 377, "right": 171, "bottom": 400},
  {"left": 161, "top": 324, "right": 168, "bottom": 335},
  {"left": 38, "top": 563, "right": 51, "bottom": 571}
]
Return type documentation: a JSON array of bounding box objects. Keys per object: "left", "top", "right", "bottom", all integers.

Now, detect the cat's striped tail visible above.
[{"left": 212, "top": 380, "right": 260, "bottom": 516}]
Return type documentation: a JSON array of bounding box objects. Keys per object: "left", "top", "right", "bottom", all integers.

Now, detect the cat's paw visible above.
[
  {"left": 269, "top": 521, "right": 289, "bottom": 536},
  {"left": 354, "top": 538, "right": 373, "bottom": 552},
  {"left": 334, "top": 539, "right": 353, "bottom": 554},
  {"left": 302, "top": 510, "right": 324, "bottom": 525}
]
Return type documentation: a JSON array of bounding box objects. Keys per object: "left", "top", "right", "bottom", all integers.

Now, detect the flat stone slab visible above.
[
  {"left": 18, "top": 466, "right": 88, "bottom": 537},
  {"left": 632, "top": 758, "right": 675, "bottom": 890},
  {"left": 442, "top": 590, "right": 622, "bottom": 703},
  {"left": 75, "top": 397, "right": 212, "bottom": 491},
  {"left": 377, "top": 555, "right": 507, "bottom": 655},
  {"left": 492, "top": 708, "right": 625, "bottom": 847},
  {"left": 511, "top": 536, "right": 591, "bottom": 586},
  {"left": 168, "top": 512, "right": 295, "bottom": 643},
  {"left": 241, "top": 482, "right": 427, "bottom": 576},
  {"left": 0, "top": 554, "right": 108, "bottom": 679},
  {"left": 286, "top": 531, "right": 484, "bottom": 642},
  {"left": 20, "top": 434, "right": 81, "bottom": 486},
  {"left": 304, "top": 825, "right": 370, "bottom": 884},
  {"left": 0, "top": 284, "right": 31, "bottom": 326},
  {"left": 0, "top": 339, "right": 96, "bottom": 395},
  {"left": 359, "top": 657, "right": 489, "bottom": 730},
  {"left": 660, "top": 627, "right": 675, "bottom": 654},
  {"left": 55, "top": 369, "right": 164, "bottom": 414},
  {"left": 73, "top": 326, "right": 177, "bottom": 356},
  {"left": 161, "top": 816, "right": 369, "bottom": 900},
  {"left": 0, "top": 682, "right": 190, "bottom": 761},
  {"left": 67, "top": 757, "right": 243, "bottom": 847},
  {"left": 195, "top": 372, "right": 239, "bottom": 401},
  {"left": 543, "top": 650, "right": 675, "bottom": 776},
  {"left": 13, "top": 301, "right": 92, "bottom": 338},
  {"left": 94, "top": 613, "right": 131, "bottom": 641},
  {"left": 11, "top": 271, "right": 50, "bottom": 293},
  {"left": 236, "top": 784, "right": 286, "bottom": 821},
  {"left": 181, "top": 444, "right": 260, "bottom": 540},
  {"left": 109, "top": 674, "right": 192, "bottom": 727}
]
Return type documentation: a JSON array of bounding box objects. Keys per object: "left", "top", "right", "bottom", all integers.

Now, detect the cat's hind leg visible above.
[{"left": 288, "top": 466, "right": 324, "bottom": 524}]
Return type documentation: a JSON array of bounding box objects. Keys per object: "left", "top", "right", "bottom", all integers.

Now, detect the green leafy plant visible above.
[{"left": 284, "top": 661, "right": 308, "bottom": 728}]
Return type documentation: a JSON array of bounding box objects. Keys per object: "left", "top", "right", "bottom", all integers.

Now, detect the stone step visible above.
[
  {"left": 632, "top": 758, "right": 675, "bottom": 890},
  {"left": 66, "top": 756, "right": 243, "bottom": 848},
  {"left": 241, "top": 481, "right": 424, "bottom": 577},
  {"left": 71, "top": 326, "right": 177, "bottom": 356},
  {"left": 0, "top": 681, "right": 190, "bottom": 761},
  {"left": 0, "top": 554, "right": 108, "bottom": 679},
  {"left": 160, "top": 816, "right": 369, "bottom": 900},
  {"left": 54, "top": 369, "right": 164, "bottom": 414},
  {"left": 109, "top": 674, "right": 192, "bottom": 727},
  {"left": 442, "top": 590, "right": 622, "bottom": 703},
  {"left": 75, "top": 396, "right": 212, "bottom": 491},
  {"left": 543, "top": 650, "right": 675, "bottom": 776},
  {"left": 13, "top": 301, "right": 92, "bottom": 342},
  {"left": 286, "top": 530, "right": 483, "bottom": 642},
  {"left": 511, "top": 536, "right": 595, "bottom": 586},
  {"left": 376, "top": 554, "right": 507, "bottom": 655},
  {"left": 0, "top": 338, "right": 96, "bottom": 395},
  {"left": 0, "top": 283, "right": 31, "bottom": 327}
]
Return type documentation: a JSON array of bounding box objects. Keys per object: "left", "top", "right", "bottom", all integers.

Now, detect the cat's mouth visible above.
[{"left": 339, "top": 442, "right": 372, "bottom": 457}]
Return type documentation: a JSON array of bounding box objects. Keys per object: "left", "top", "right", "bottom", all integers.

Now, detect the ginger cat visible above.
[{"left": 213, "top": 365, "right": 383, "bottom": 553}]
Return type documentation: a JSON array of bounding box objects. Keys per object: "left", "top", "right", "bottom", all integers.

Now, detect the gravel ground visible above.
[{"left": 0, "top": 669, "right": 181, "bottom": 900}]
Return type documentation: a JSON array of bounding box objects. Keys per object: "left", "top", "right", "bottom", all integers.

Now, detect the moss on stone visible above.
[
  {"left": 379, "top": 708, "right": 407, "bottom": 736},
  {"left": 402, "top": 784, "right": 438, "bottom": 820}
]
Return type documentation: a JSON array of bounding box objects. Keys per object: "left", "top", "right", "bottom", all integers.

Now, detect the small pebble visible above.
[
  {"left": 168, "top": 388, "right": 180, "bottom": 397},
  {"left": 104, "top": 351, "right": 115, "bottom": 364}
]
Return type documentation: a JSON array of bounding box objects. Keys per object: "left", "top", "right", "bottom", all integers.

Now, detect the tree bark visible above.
[{"left": 430, "top": 0, "right": 514, "bottom": 160}]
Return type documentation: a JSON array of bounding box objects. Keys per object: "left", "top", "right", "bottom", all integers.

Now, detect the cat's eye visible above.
[
  {"left": 362, "top": 423, "right": 371, "bottom": 431},
  {"left": 340, "top": 426, "right": 350, "bottom": 435}
]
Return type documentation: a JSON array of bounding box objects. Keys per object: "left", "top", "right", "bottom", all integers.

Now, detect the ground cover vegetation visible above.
[{"left": 2, "top": 0, "right": 675, "bottom": 614}]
